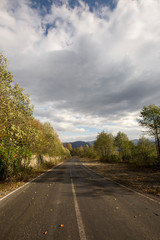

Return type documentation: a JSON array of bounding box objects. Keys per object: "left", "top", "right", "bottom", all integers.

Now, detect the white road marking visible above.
[
  {"left": 0, "top": 181, "right": 31, "bottom": 202},
  {"left": 81, "top": 161, "right": 160, "bottom": 205},
  {"left": 110, "top": 180, "right": 160, "bottom": 205},
  {"left": 70, "top": 170, "right": 87, "bottom": 240},
  {"left": 0, "top": 161, "right": 64, "bottom": 202}
]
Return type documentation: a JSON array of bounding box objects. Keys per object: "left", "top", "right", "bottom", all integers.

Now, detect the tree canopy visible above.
[
  {"left": 138, "top": 104, "right": 160, "bottom": 159},
  {"left": 0, "top": 54, "right": 70, "bottom": 179},
  {"left": 94, "top": 131, "right": 116, "bottom": 161}
]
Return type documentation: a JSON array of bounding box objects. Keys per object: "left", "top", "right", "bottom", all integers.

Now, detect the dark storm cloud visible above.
[{"left": 1, "top": 0, "right": 160, "bottom": 140}]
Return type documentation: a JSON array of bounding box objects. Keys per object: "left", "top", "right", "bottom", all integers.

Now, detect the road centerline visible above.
[{"left": 70, "top": 169, "right": 87, "bottom": 240}]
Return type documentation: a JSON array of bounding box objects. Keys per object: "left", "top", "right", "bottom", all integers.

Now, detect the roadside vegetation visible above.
[
  {"left": 71, "top": 131, "right": 158, "bottom": 167},
  {"left": 70, "top": 104, "right": 160, "bottom": 197},
  {"left": 71, "top": 127, "right": 160, "bottom": 196},
  {"left": 71, "top": 104, "right": 160, "bottom": 167},
  {"left": 0, "top": 53, "right": 70, "bottom": 184},
  {"left": 1, "top": 53, "right": 160, "bottom": 197}
]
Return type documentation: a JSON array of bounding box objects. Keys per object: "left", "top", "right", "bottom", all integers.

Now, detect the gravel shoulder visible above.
[{"left": 80, "top": 158, "right": 160, "bottom": 197}]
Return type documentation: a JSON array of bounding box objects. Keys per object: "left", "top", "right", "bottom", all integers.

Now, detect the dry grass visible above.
[
  {"left": 81, "top": 158, "right": 160, "bottom": 197},
  {"left": 0, "top": 160, "right": 63, "bottom": 199}
]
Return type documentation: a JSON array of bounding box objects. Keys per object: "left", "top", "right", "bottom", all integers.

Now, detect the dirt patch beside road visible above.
[
  {"left": 80, "top": 158, "right": 160, "bottom": 197},
  {"left": 0, "top": 159, "right": 64, "bottom": 199},
  {"left": 0, "top": 169, "right": 47, "bottom": 199}
]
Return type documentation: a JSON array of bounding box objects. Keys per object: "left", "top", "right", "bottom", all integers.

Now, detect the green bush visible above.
[
  {"left": 41, "top": 161, "right": 55, "bottom": 169},
  {"left": 133, "top": 137, "right": 158, "bottom": 166}
]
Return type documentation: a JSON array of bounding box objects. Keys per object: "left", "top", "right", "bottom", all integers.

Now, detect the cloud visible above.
[{"left": 0, "top": 0, "right": 160, "bottom": 141}]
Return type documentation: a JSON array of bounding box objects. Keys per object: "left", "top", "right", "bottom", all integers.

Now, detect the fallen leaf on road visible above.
[
  {"left": 59, "top": 224, "right": 64, "bottom": 227},
  {"left": 153, "top": 213, "right": 159, "bottom": 216}
]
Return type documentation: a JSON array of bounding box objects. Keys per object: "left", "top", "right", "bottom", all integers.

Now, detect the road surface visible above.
[{"left": 0, "top": 157, "right": 160, "bottom": 240}]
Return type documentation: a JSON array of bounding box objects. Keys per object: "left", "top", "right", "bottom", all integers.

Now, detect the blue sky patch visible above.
[{"left": 30, "top": 0, "right": 117, "bottom": 13}]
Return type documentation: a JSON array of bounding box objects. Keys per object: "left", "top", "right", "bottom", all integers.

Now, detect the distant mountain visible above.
[
  {"left": 63, "top": 141, "right": 95, "bottom": 149},
  {"left": 64, "top": 138, "right": 155, "bottom": 149},
  {"left": 64, "top": 139, "right": 140, "bottom": 149},
  {"left": 131, "top": 138, "right": 155, "bottom": 145}
]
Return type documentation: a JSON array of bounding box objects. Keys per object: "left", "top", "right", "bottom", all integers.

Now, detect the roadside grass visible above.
[
  {"left": 0, "top": 159, "right": 63, "bottom": 198},
  {"left": 80, "top": 157, "right": 160, "bottom": 197}
]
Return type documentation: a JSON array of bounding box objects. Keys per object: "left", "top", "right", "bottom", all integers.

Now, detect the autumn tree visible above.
[
  {"left": 0, "top": 54, "right": 34, "bottom": 177},
  {"left": 71, "top": 146, "right": 84, "bottom": 156},
  {"left": 83, "top": 144, "right": 97, "bottom": 158},
  {"left": 94, "top": 131, "right": 116, "bottom": 161},
  {"left": 134, "top": 136, "right": 157, "bottom": 166},
  {"left": 0, "top": 54, "right": 70, "bottom": 179},
  {"left": 138, "top": 104, "right": 160, "bottom": 160},
  {"left": 67, "top": 143, "right": 72, "bottom": 151},
  {"left": 115, "top": 131, "right": 134, "bottom": 162}
]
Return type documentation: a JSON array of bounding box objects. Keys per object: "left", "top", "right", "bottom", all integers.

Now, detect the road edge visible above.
[
  {"left": 0, "top": 161, "right": 64, "bottom": 202},
  {"left": 80, "top": 159, "right": 160, "bottom": 205}
]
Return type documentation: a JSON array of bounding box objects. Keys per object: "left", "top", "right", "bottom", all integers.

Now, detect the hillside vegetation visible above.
[
  {"left": 71, "top": 104, "right": 160, "bottom": 167},
  {"left": 0, "top": 54, "right": 70, "bottom": 180}
]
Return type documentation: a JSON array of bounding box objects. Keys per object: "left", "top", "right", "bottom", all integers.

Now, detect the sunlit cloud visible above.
[{"left": 0, "top": 0, "right": 160, "bottom": 141}]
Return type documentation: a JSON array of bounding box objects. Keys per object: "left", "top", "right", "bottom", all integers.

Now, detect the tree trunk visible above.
[
  {"left": 157, "top": 137, "right": 160, "bottom": 161},
  {"left": 155, "top": 129, "right": 160, "bottom": 161}
]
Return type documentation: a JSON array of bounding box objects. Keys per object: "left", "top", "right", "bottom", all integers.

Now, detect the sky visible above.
[{"left": 0, "top": 0, "right": 160, "bottom": 142}]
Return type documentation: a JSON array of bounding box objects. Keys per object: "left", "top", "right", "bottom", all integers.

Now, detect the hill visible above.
[
  {"left": 63, "top": 141, "right": 95, "bottom": 149},
  {"left": 64, "top": 139, "right": 154, "bottom": 149}
]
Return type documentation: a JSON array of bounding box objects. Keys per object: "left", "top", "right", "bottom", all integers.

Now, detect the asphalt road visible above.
[{"left": 0, "top": 157, "right": 160, "bottom": 240}]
